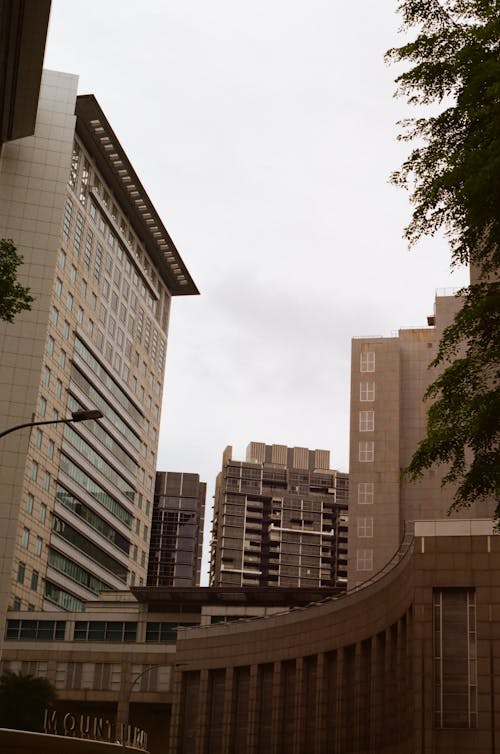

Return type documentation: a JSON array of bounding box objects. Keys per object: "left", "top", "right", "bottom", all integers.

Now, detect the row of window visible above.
[
  {"left": 16, "top": 562, "right": 39, "bottom": 592},
  {"left": 5, "top": 619, "right": 196, "bottom": 643}
]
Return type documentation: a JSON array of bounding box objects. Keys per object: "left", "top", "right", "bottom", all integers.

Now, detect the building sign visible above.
[{"left": 44, "top": 710, "right": 148, "bottom": 750}]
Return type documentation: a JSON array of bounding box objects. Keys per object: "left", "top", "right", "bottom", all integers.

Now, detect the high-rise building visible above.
[
  {"left": 147, "top": 471, "right": 206, "bottom": 587},
  {"left": 0, "top": 70, "right": 198, "bottom": 623},
  {"left": 347, "top": 291, "right": 495, "bottom": 586},
  {"left": 210, "top": 442, "right": 348, "bottom": 588}
]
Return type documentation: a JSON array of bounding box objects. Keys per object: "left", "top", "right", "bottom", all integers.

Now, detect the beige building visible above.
[
  {"left": 347, "top": 292, "right": 495, "bottom": 585},
  {"left": 0, "top": 70, "right": 198, "bottom": 630},
  {"left": 210, "top": 442, "right": 348, "bottom": 589}
]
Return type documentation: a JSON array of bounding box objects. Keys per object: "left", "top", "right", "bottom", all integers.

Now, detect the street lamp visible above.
[
  {"left": 0, "top": 408, "right": 103, "bottom": 439},
  {"left": 121, "top": 665, "right": 159, "bottom": 751}
]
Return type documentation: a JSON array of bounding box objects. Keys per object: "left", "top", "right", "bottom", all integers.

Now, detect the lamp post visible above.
[
  {"left": 121, "top": 664, "right": 160, "bottom": 751},
  {"left": 0, "top": 408, "right": 103, "bottom": 439}
]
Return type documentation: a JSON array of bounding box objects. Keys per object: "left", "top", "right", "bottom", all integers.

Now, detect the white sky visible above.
[{"left": 44, "top": 1, "right": 467, "bottom": 580}]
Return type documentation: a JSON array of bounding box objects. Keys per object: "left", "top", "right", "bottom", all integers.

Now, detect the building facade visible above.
[
  {"left": 0, "top": 70, "right": 198, "bottom": 626},
  {"left": 2, "top": 520, "right": 498, "bottom": 754},
  {"left": 347, "top": 292, "right": 496, "bottom": 586},
  {"left": 210, "top": 442, "right": 348, "bottom": 588},
  {"left": 147, "top": 471, "right": 206, "bottom": 588}
]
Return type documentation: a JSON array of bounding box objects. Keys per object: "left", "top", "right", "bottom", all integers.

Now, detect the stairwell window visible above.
[
  {"left": 359, "top": 410, "right": 374, "bottom": 431},
  {"left": 356, "top": 549, "right": 373, "bottom": 571},
  {"left": 358, "top": 483, "right": 374, "bottom": 504},
  {"left": 360, "top": 382, "right": 375, "bottom": 401},
  {"left": 360, "top": 351, "right": 375, "bottom": 372},
  {"left": 359, "top": 441, "right": 374, "bottom": 462}
]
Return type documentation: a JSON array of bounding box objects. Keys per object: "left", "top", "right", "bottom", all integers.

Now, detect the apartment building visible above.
[
  {"left": 347, "top": 292, "right": 495, "bottom": 585},
  {"left": 0, "top": 70, "right": 198, "bottom": 625},
  {"left": 147, "top": 471, "right": 206, "bottom": 588},
  {"left": 210, "top": 442, "right": 348, "bottom": 588}
]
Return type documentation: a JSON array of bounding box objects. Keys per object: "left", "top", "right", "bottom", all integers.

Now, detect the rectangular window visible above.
[
  {"left": 17, "top": 562, "right": 25, "bottom": 584},
  {"left": 357, "top": 517, "right": 373, "bottom": 538},
  {"left": 39, "top": 503, "right": 47, "bottom": 524},
  {"left": 359, "top": 410, "right": 374, "bottom": 432},
  {"left": 21, "top": 528, "right": 30, "bottom": 549},
  {"left": 84, "top": 231, "right": 93, "bottom": 269},
  {"left": 360, "top": 351, "right": 375, "bottom": 372},
  {"left": 26, "top": 494, "right": 34, "bottom": 515},
  {"left": 46, "top": 336, "right": 54, "bottom": 356},
  {"left": 74, "top": 213, "right": 84, "bottom": 255},
  {"left": 31, "top": 461, "right": 38, "bottom": 481},
  {"left": 360, "top": 382, "right": 375, "bottom": 401},
  {"left": 434, "top": 588, "right": 477, "bottom": 729},
  {"left": 356, "top": 549, "right": 373, "bottom": 571},
  {"left": 34, "top": 428, "right": 43, "bottom": 448},
  {"left": 35, "top": 536, "right": 43, "bottom": 556},
  {"left": 359, "top": 441, "right": 374, "bottom": 462},
  {"left": 31, "top": 570, "right": 39, "bottom": 591},
  {"left": 62, "top": 199, "right": 73, "bottom": 243},
  {"left": 357, "top": 482, "right": 374, "bottom": 505}
]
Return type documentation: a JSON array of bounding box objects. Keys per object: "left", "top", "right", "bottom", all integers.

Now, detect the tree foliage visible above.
[
  {"left": 0, "top": 238, "right": 34, "bottom": 322},
  {"left": 387, "top": 0, "right": 500, "bottom": 520},
  {"left": 0, "top": 671, "right": 57, "bottom": 732}
]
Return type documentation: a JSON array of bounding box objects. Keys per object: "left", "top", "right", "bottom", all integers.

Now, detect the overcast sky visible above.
[{"left": 44, "top": 1, "right": 467, "bottom": 579}]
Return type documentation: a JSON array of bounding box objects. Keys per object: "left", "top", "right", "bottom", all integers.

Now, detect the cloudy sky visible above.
[{"left": 44, "top": 1, "right": 467, "bottom": 578}]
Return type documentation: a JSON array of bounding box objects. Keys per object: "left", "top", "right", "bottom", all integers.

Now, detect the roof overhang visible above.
[
  {"left": 75, "top": 95, "right": 199, "bottom": 296},
  {"left": 0, "top": 0, "right": 51, "bottom": 143},
  {"left": 131, "top": 585, "right": 343, "bottom": 609}
]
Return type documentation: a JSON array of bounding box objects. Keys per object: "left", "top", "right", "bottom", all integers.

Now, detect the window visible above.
[
  {"left": 70, "top": 264, "right": 77, "bottom": 283},
  {"left": 357, "top": 482, "right": 374, "bottom": 505},
  {"left": 31, "top": 461, "right": 38, "bottom": 481},
  {"left": 357, "top": 517, "right": 373, "bottom": 538},
  {"left": 73, "top": 621, "right": 137, "bottom": 642},
  {"left": 35, "top": 536, "right": 43, "bottom": 556},
  {"left": 356, "top": 549, "right": 373, "bottom": 571},
  {"left": 74, "top": 213, "right": 84, "bottom": 254},
  {"left": 434, "top": 588, "right": 477, "bottom": 728},
  {"left": 21, "top": 528, "right": 30, "bottom": 549},
  {"left": 17, "top": 562, "right": 25, "bottom": 584},
  {"left": 360, "top": 351, "right": 375, "bottom": 372},
  {"left": 48, "top": 439, "right": 55, "bottom": 460},
  {"left": 50, "top": 307, "right": 59, "bottom": 327},
  {"left": 63, "top": 199, "right": 73, "bottom": 242},
  {"left": 39, "top": 503, "right": 47, "bottom": 524},
  {"left": 34, "top": 428, "right": 43, "bottom": 448},
  {"left": 63, "top": 320, "right": 70, "bottom": 339},
  {"left": 6, "top": 619, "right": 65, "bottom": 640},
  {"left": 13, "top": 598, "right": 21, "bottom": 611},
  {"left": 54, "top": 278, "right": 62, "bottom": 297},
  {"left": 26, "top": 494, "right": 34, "bottom": 515},
  {"left": 359, "top": 410, "right": 374, "bottom": 432},
  {"left": 359, "top": 441, "right": 374, "bottom": 462},
  {"left": 54, "top": 379, "right": 62, "bottom": 399},
  {"left": 65, "top": 293, "right": 73, "bottom": 312},
  {"left": 58, "top": 249, "right": 66, "bottom": 270},
  {"left": 77, "top": 306, "right": 84, "bottom": 324},
  {"left": 80, "top": 278, "right": 87, "bottom": 297},
  {"left": 46, "top": 336, "right": 55, "bottom": 356},
  {"left": 31, "top": 570, "right": 39, "bottom": 591},
  {"left": 360, "top": 382, "right": 375, "bottom": 401},
  {"left": 42, "top": 471, "right": 51, "bottom": 491},
  {"left": 59, "top": 350, "right": 66, "bottom": 369}
]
